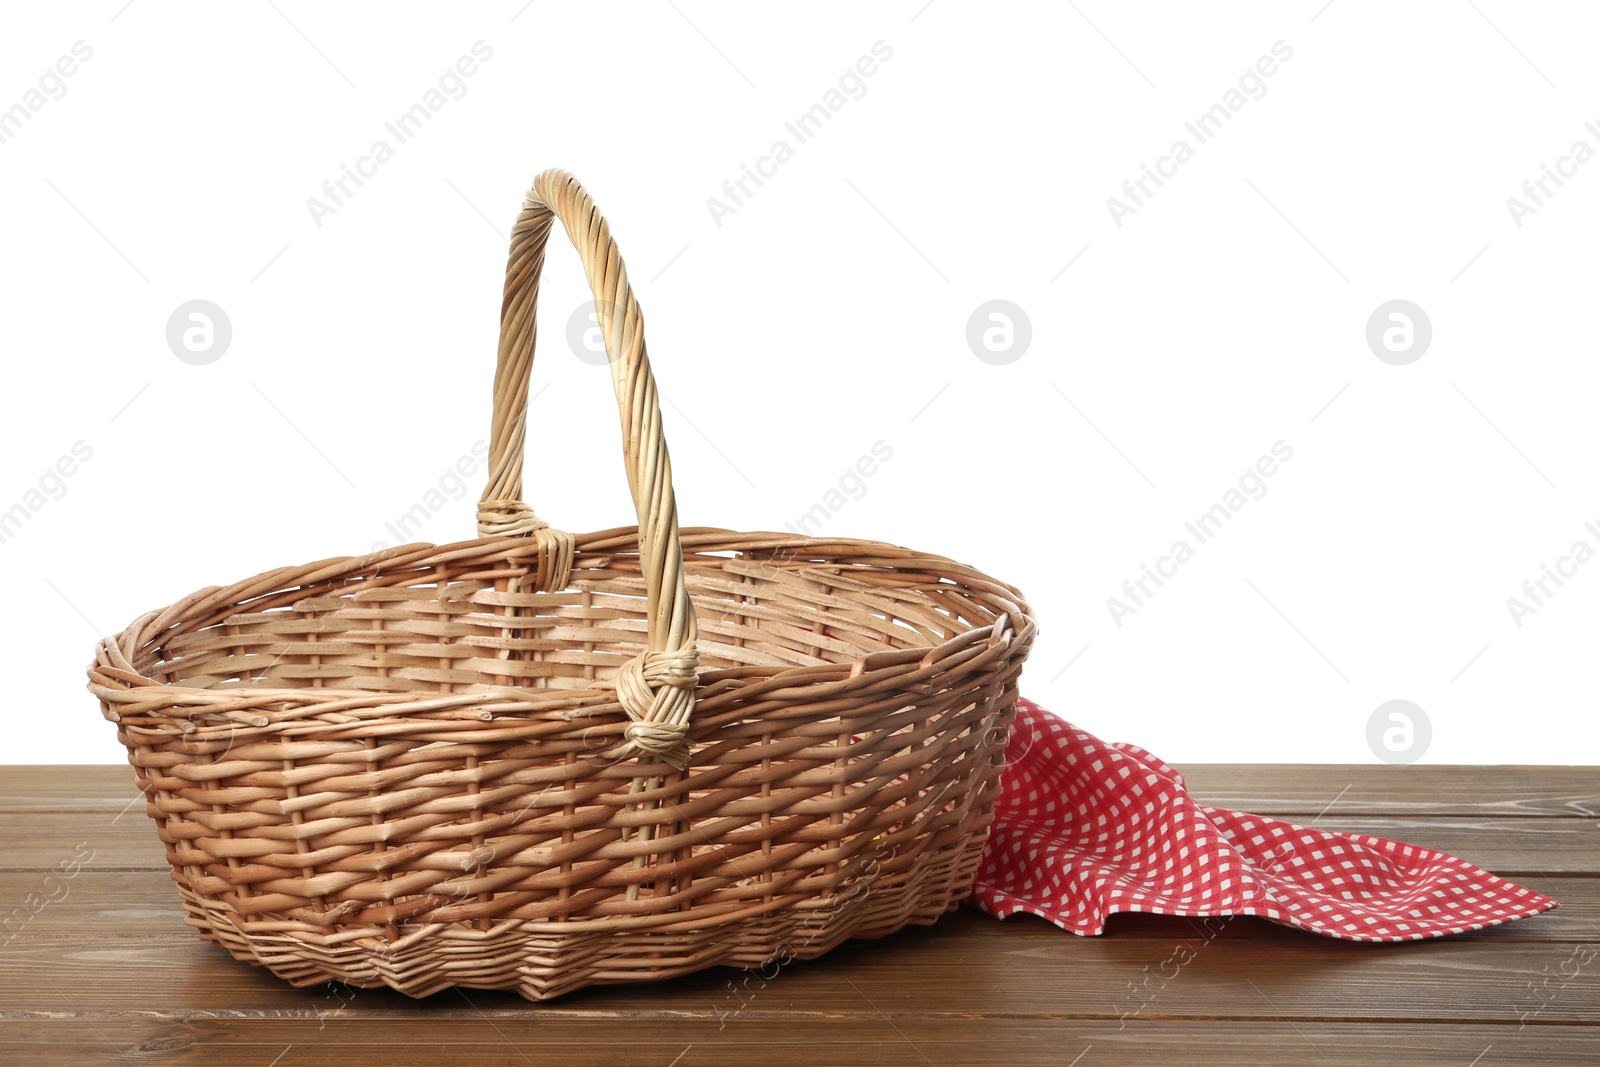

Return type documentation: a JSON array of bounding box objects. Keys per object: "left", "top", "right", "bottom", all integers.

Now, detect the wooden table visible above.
[{"left": 2, "top": 765, "right": 1595, "bottom": 1065}]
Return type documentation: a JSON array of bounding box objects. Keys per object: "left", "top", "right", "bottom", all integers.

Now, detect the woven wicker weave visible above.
[{"left": 88, "top": 169, "right": 1036, "bottom": 1001}]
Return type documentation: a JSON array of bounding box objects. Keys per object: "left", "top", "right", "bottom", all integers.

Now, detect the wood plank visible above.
[
  {"left": 2, "top": 920, "right": 1594, "bottom": 1024},
  {"left": 0, "top": 813, "right": 167, "bottom": 870},
  {"left": 1278, "top": 815, "right": 1600, "bottom": 874},
  {"left": 0, "top": 1019, "right": 1594, "bottom": 1067},
  {"left": 4, "top": 808, "right": 1591, "bottom": 875},
  {"left": 1181, "top": 765, "right": 1600, "bottom": 818},
  {"left": 2, "top": 766, "right": 1596, "bottom": 1059},
  {"left": 0, "top": 766, "right": 139, "bottom": 811},
  {"left": 0, "top": 870, "right": 186, "bottom": 939},
  {"left": 0, "top": 871, "right": 1591, "bottom": 944}
]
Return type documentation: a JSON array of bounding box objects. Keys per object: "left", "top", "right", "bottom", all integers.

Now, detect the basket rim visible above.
[{"left": 90, "top": 525, "right": 1036, "bottom": 713}]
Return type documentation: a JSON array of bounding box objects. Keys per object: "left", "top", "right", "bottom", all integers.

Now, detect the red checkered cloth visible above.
[{"left": 970, "top": 698, "right": 1558, "bottom": 941}]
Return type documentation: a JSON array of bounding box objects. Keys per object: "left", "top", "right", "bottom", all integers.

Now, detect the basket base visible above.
[{"left": 176, "top": 845, "right": 981, "bottom": 1001}]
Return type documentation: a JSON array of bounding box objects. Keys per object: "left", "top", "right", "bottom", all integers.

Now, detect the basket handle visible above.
[{"left": 477, "top": 169, "right": 699, "bottom": 770}]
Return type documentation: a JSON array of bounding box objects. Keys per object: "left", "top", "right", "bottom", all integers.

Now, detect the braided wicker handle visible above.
[{"left": 478, "top": 169, "right": 699, "bottom": 770}]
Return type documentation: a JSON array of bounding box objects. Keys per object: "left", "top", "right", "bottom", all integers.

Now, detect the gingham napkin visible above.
[{"left": 970, "top": 698, "right": 1558, "bottom": 941}]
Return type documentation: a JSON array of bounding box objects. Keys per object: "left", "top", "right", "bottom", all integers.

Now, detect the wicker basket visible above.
[{"left": 88, "top": 169, "right": 1037, "bottom": 1001}]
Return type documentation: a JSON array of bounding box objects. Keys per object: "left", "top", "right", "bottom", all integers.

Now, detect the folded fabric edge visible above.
[{"left": 964, "top": 884, "right": 1561, "bottom": 943}]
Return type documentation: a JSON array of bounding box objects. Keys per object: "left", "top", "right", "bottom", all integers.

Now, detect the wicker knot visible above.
[
  {"left": 476, "top": 499, "right": 575, "bottom": 592},
  {"left": 477, "top": 499, "right": 550, "bottom": 537},
  {"left": 623, "top": 720, "right": 688, "bottom": 754},
  {"left": 609, "top": 647, "right": 700, "bottom": 769}
]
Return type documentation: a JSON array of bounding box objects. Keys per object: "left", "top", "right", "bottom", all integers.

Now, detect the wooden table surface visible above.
[{"left": 2, "top": 764, "right": 1595, "bottom": 1065}]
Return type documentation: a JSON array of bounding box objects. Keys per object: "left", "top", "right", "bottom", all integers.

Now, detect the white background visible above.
[{"left": 2, "top": 1, "right": 1596, "bottom": 766}]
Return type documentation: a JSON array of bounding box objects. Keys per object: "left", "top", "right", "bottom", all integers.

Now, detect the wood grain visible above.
[
  {"left": 1180, "top": 764, "right": 1600, "bottom": 818},
  {"left": 0, "top": 813, "right": 166, "bottom": 870},
  {"left": 3, "top": 1017, "right": 1600, "bottom": 1067},
  {"left": 3, "top": 922, "right": 1596, "bottom": 1023},
  {"left": 2, "top": 764, "right": 1594, "bottom": 1065},
  {"left": 0, "top": 766, "right": 141, "bottom": 811},
  {"left": 3, "top": 1020, "right": 1597, "bottom": 1067}
]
